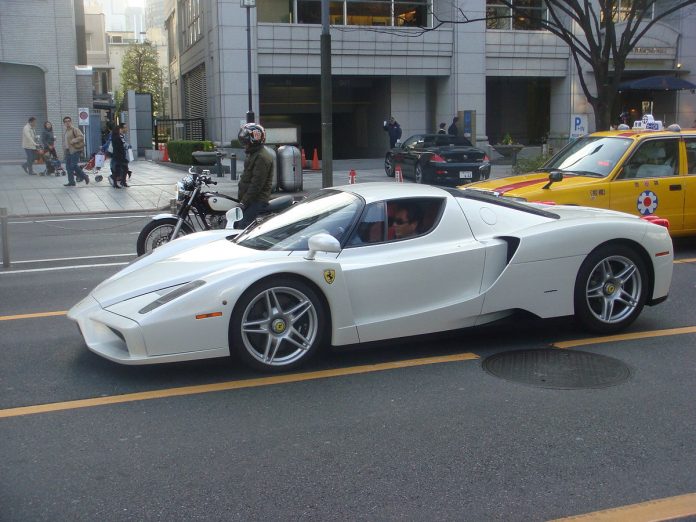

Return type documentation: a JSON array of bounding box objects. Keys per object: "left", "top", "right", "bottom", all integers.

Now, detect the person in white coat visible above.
[{"left": 21, "top": 117, "right": 39, "bottom": 175}]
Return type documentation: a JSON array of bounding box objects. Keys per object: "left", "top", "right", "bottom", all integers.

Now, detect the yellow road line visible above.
[
  {"left": 549, "top": 492, "right": 696, "bottom": 521},
  {"left": 0, "top": 352, "right": 479, "bottom": 419},
  {"left": 554, "top": 325, "right": 696, "bottom": 349},
  {"left": 674, "top": 257, "right": 696, "bottom": 264},
  {"left": 0, "top": 310, "right": 68, "bottom": 321}
]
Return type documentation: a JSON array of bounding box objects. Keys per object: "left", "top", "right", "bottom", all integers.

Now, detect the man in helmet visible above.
[{"left": 237, "top": 122, "right": 274, "bottom": 228}]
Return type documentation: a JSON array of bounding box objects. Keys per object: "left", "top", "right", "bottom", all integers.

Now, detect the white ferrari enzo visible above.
[{"left": 69, "top": 183, "right": 673, "bottom": 372}]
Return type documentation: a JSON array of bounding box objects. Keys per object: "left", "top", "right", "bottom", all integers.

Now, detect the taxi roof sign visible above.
[{"left": 633, "top": 114, "right": 663, "bottom": 131}]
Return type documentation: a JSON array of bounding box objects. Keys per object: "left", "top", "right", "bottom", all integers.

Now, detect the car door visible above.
[
  {"left": 681, "top": 137, "right": 696, "bottom": 234},
  {"left": 401, "top": 135, "right": 429, "bottom": 178},
  {"left": 610, "top": 138, "right": 685, "bottom": 231},
  {"left": 337, "top": 197, "right": 488, "bottom": 343},
  {"left": 393, "top": 135, "right": 418, "bottom": 178}
]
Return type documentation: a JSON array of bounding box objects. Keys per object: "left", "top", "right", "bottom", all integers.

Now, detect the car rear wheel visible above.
[
  {"left": 385, "top": 153, "right": 395, "bottom": 177},
  {"left": 574, "top": 245, "right": 648, "bottom": 334},
  {"left": 415, "top": 164, "right": 424, "bottom": 184},
  {"left": 230, "top": 277, "right": 327, "bottom": 372}
]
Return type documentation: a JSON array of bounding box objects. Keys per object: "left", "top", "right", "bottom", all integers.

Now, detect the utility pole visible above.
[
  {"left": 242, "top": 0, "right": 256, "bottom": 123},
  {"left": 320, "top": 0, "right": 333, "bottom": 187}
]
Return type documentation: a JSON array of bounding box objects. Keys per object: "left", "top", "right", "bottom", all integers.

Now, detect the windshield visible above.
[
  {"left": 234, "top": 191, "right": 362, "bottom": 251},
  {"left": 543, "top": 136, "right": 632, "bottom": 177}
]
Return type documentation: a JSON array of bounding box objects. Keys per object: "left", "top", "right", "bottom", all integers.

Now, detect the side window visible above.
[
  {"left": 386, "top": 198, "right": 444, "bottom": 240},
  {"left": 347, "top": 202, "right": 387, "bottom": 246},
  {"left": 403, "top": 136, "right": 420, "bottom": 149},
  {"left": 685, "top": 139, "right": 696, "bottom": 175},
  {"left": 621, "top": 139, "right": 679, "bottom": 179},
  {"left": 347, "top": 198, "right": 445, "bottom": 246}
]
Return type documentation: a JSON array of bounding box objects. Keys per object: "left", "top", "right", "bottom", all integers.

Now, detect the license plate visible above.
[{"left": 459, "top": 171, "right": 473, "bottom": 179}]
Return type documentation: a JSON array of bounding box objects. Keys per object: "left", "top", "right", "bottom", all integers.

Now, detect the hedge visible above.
[{"left": 166, "top": 140, "right": 214, "bottom": 164}]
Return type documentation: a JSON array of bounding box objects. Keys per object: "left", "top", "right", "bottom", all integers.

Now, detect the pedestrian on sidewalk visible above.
[
  {"left": 236, "top": 123, "right": 273, "bottom": 228},
  {"left": 437, "top": 122, "right": 447, "bottom": 135},
  {"left": 21, "top": 117, "right": 39, "bottom": 175},
  {"left": 40, "top": 121, "right": 60, "bottom": 176},
  {"left": 383, "top": 116, "right": 402, "bottom": 149},
  {"left": 110, "top": 123, "right": 130, "bottom": 188},
  {"left": 448, "top": 116, "right": 459, "bottom": 136},
  {"left": 62, "top": 116, "right": 89, "bottom": 187}
]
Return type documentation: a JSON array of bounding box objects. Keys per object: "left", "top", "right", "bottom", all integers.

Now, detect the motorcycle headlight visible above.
[
  {"left": 138, "top": 280, "right": 205, "bottom": 314},
  {"left": 176, "top": 181, "right": 189, "bottom": 201}
]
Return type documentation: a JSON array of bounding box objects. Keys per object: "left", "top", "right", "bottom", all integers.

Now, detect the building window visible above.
[
  {"left": 260, "top": 0, "right": 430, "bottom": 27},
  {"left": 486, "top": 0, "right": 547, "bottom": 30},
  {"left": 601, "top": 0, "right": 654, "bottom": 22},
  {"left": 179, "top": 0, "right": 202, "bottom": 50},
  {"left": 111, "top": 35, "right": 123, "bottom": 43}
]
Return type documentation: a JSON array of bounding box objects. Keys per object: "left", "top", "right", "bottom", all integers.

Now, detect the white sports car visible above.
[{"left": 68, "top": 183, "right": 673, "bottom": 372}]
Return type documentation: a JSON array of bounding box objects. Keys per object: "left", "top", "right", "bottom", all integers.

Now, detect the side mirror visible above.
[
  {"left": 225, "top": 207, "right": 244, "bottom": 229},
  {"left": 542, "top": 171, "right": 564, "bottom": 190},
  {"left": 305, "top": 233, "right": 341, "bottom": 260},
  {"left": 395, "top": 139, "right": 402, "bottom": 148}
]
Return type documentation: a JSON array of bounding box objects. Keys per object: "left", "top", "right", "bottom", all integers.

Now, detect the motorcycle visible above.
[{"left": 136, "top": 167, "right": 294, "bottom": 256}]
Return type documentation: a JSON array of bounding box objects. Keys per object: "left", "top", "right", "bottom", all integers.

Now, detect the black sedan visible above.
[{"left": 385, "top": 134, "right": 491, "bottom": 186}]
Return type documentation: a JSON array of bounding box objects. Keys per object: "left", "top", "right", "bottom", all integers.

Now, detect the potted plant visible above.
[{"left": 492, "top": 133, "right": 524, "bottom": 163}]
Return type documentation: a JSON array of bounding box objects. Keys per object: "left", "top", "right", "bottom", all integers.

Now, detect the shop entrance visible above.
[
  {"left": 486, "top": 77, "right": 550, "bottom": 145},
  {"left": 259, "top": 75, "right": 390, "bottom": 159}
]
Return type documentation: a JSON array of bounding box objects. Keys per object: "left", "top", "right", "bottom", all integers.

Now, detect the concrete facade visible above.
[
  {"left": 0, "top": 0, "right": 80, "bottom": 157},
  {"left": 164, "top": 0, "right": 696, "bottom": 157}
]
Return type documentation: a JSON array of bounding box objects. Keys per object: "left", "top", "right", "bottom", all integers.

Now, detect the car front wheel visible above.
[
  {"left": 385, "top": 153, "right": 395, "bottom": 177},
  {"left": 230, "top": 277, "right": 327, "bottom": 372},
  {"left": 574, "top": 245, "right": 648, "bottom": 334}
]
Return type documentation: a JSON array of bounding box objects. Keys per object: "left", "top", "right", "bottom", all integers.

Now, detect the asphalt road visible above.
[{"left": 1, "top": 215, "right": 696, "bottom": 521}]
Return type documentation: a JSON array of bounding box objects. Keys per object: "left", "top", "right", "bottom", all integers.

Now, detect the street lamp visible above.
[{"left": 241, "top": 0, "right": 256, "bottom": 123}]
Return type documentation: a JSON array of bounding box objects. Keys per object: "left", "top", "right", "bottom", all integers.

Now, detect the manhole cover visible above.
[{"left": 482, "top": 349, "right": 631, "bottom": 389}]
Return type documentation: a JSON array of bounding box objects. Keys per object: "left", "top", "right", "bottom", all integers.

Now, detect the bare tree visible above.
[{"left": 428, "top": 0, "right": 696, "bottom": 130}]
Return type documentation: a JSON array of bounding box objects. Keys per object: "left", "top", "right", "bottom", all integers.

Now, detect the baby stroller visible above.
[
  {"left": 38, "top": 148, "right": 66, "bottom": 177},
  {"left": 80, "top": 151, "right": 105, "bottom": 182}
]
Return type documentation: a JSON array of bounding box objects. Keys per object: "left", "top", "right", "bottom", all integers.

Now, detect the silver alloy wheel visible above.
[
  {"left": 415, "top": 164, "right": 423, "bottom": 184},
  {"left": 584, "top": 255, "right": 642, "bottom": 324},
  {"left": 385, "top": 154, "right": 394, "bottom": 176},
  {"left": 240, "top": 286, "right": 319, "bottom": 367}
]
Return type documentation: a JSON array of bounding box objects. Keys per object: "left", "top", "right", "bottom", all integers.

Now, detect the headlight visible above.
[
  {"left": 138, "top": 280, "right": 205, "bottom": 314},
  {"left": 176, "top": 181, "right": 190, "bottom": 201}
]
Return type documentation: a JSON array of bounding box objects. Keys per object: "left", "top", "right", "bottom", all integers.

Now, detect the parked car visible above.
[
  {"left": 68, "top": 183, "right": 672, "bottom": 372},
  {"left": 465, "top": 120, "right": 696, "bottom": 237},
  {"left": 385, "top": 133, "right": 491, "bottom": 186}
]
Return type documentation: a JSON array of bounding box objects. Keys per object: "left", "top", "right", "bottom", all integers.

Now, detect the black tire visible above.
[
  {"left": 136, "top": 218, "right": 195, "bottom": 256},
  {"left": 385, "top": 153, "right": 395, "bottom": 177},
  {"left": 415, "top": 163, "right": 424, "bottom": 184},
  {"left": 574, "top": 244, "right": 648, "bottom": 334},
  {"left": 230, "top": 277, "right": 327, "bottom": 372}
]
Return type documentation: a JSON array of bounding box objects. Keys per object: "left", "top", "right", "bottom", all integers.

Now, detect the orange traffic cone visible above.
[
  {"left": 311, "top": 148, "right": 320, "bottom": 170},
  {"left": 395, "top": 165, "right": 403, "bottom": 182},
  {"left": 348, "top": 169, "right": 357, "bottom": 184},
  {"left": 301, "top": 148, "right": 307, "bottom": 169},
  {"left": 162, "top": 144, "right": 170, "bottom": 162}
]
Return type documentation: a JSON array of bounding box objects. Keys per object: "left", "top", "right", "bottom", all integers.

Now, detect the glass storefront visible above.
[{"left": 259, "top": 0, "right": 431, "bottom": 27}]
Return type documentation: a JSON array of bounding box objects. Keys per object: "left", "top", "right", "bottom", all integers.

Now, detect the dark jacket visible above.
[
  {"left": 40, "top": 128, "right": 56, "bottom": 148},
  {"left": 111, "top": 129, "right": 128, "bottom": 164},
  {"left": 238, "top": 145, "right": 274, "bottom": 207},
  {"left": 448, "top": 122, "right": 459, "bottom": 135},
  {"left": 383, "top": 121, "right": 402, "bottom": 148}
]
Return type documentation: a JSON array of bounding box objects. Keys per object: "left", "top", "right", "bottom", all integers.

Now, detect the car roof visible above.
[
  {"left": 589, "top": 129, "right": 694, "bottom": 141},
  {"left": 333, "top": 182, "right": 451, "bottom": 203}
]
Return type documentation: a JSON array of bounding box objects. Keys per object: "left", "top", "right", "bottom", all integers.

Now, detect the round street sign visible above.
[{"left": 78, "top": 108, "right": 90, "bottom": 126}]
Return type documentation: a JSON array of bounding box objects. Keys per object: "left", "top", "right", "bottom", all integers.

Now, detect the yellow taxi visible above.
[{"left": 464, "top": 118, "right": 696, "bottom": 237}]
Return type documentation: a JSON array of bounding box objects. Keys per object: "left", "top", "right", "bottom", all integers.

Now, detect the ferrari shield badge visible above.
[
  {"left": 323, "top": 269, "right": 336, "bottom": 285},
  {"left": 637, "top": 190, "right": 658, "bottom": 215}
]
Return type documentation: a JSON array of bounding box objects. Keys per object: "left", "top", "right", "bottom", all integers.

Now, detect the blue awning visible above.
[{"left": 618, "top": 75, "right": 696, "bottom": 91}]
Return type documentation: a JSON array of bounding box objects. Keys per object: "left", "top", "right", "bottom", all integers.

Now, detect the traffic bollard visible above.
[{"left": 1, "top": 207, "right": 9, "bottom": 268}]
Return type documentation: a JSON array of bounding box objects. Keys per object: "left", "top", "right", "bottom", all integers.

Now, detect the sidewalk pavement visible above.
[{"left": 0, "top": 158, "right": 513, "bottom": 217}]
